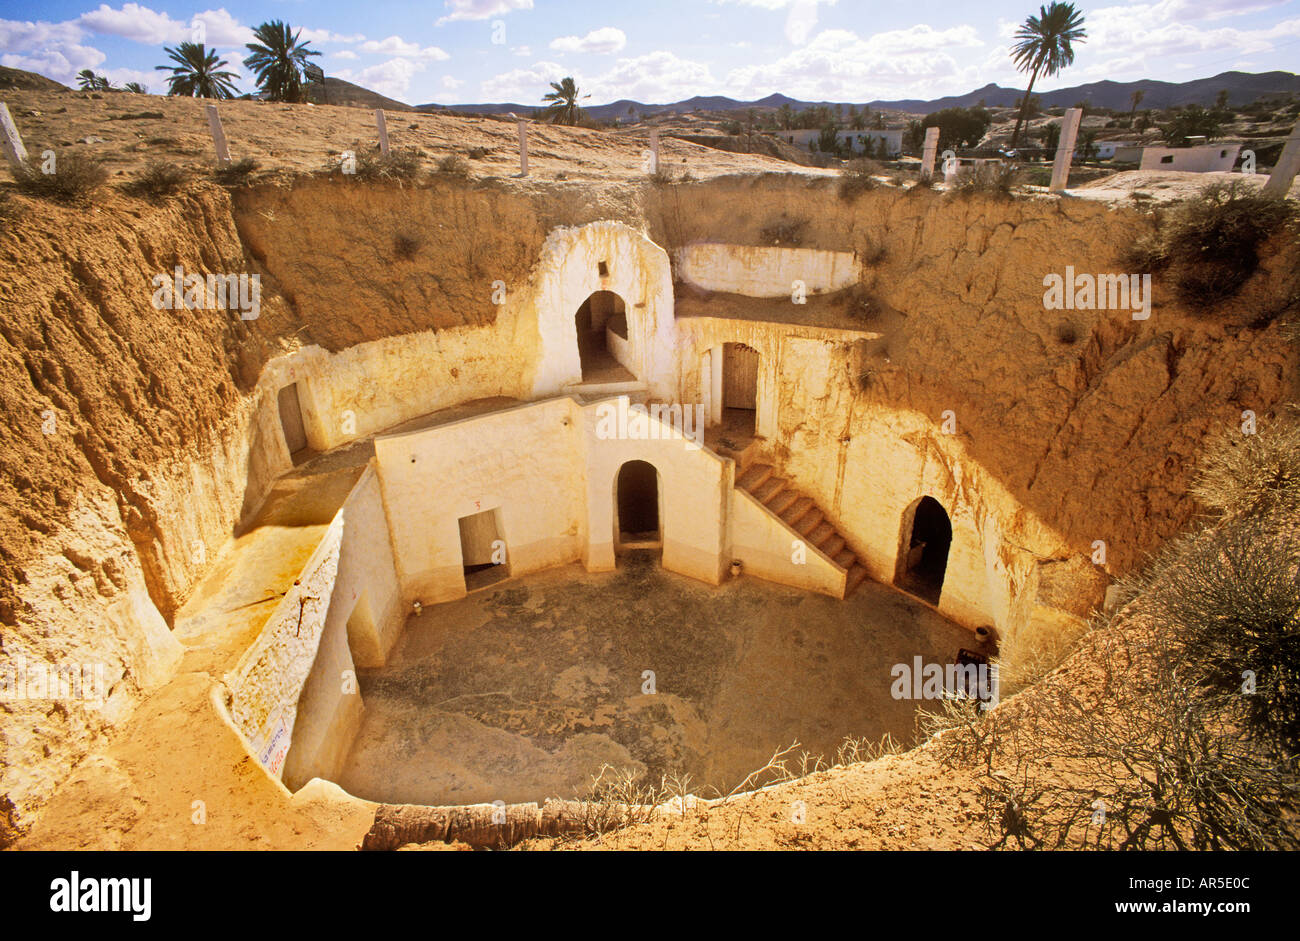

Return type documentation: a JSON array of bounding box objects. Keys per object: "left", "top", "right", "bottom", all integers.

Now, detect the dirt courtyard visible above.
[{"left": 335, "top": 551, "right": 972, "bottom": 807}]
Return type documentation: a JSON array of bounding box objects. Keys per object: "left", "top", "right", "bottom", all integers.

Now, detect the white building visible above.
[{"left": 1139, "top": 142, "right": 1241, "bottom": 173}]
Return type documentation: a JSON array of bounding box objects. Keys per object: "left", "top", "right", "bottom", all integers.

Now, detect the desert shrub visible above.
[
  {"left": 124, "top": 160, "right": 191, "bottom": 200},
  {"left": 353, "top": 147, "right": 421, "bottom": 182},
  {"left": 467, "top": 146, "right": 489, "bottom": 160},
  {"left": 1192, "top": 409, "right": 1300, "bottom": 519},
  {"left": 948, "top": 162, "right": 1019, "bottom": 200},
  {"left": 436, "top": 154, "right": 470, "bottom": 176},
  {"left": 860, "top": 239, "right": 888, "bottom": 266},
  {"left": 1054, "top": 320, "right": 1079, "bottom": 344},
  {"left": 13, "top": 151, "right": 108, "bottom": 204},
  {"left": 393, "top": 232, "right": 421, "bottom": 260},
  {"left": 212, "top": 157, "right": 258, "bottom": 185},
  {"left": 648, "top": 167, "right": 678, "bottom": 186},
  {"left": 838, "top": 158, "right": 879, "bottom": 200},
  {"left": 759, "top": 216, "right": 807, "bottom": 247},
  {"left": 1145, "top": 518, "right": 1300, "bottom": 756},
  {"left": 1126, "top": 181, "right": 1296, "bottom": 306}
]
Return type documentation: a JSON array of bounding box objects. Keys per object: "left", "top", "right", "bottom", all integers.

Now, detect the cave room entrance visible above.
[
  {"left": 721, "top": 342, "right": 759, "bottom": 439},
  {"left": 894, "top": 496, "right": 952, "bottom": 606},
  {"left": 459, "top": 507, "right": 510, "bottom": 591},
  {"left": 575, "top": 289, "right": 633, "bottom": 384},
  {"left": 615, "top": 460, "right": 661, "bottom": 554}
]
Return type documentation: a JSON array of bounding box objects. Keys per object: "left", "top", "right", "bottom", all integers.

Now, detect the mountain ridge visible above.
[{"left": 416, "top": 69, "right": 1300, "bottom": 119}]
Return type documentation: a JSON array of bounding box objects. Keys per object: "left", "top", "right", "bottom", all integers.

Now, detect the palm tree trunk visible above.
[{"left": 1009, "top": 63, "right": 1042, "bottom": 150}]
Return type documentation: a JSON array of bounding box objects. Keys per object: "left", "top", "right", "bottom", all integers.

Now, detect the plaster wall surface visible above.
[
  {"left": 676, "top": 243, "right": 861, "bottom": 297},
  {"left": 728, "top": 489, "right": 845, "bottom": 596},
  {"left": 375, "top": 397, "right": 588, "bottom": 605},
  {"left": 1139, "top": 143, "right": 1242, "bottom": 172},
  {"left": 527, "top": 222, "right": 677, "bottom": 401},
  {"left": 580, "top": 397, "right": 729, "bottom": 585}
]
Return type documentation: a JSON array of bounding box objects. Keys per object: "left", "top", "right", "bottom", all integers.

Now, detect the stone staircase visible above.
[{"left": 735, "top": 461, "right": 871, "bottom": 598}]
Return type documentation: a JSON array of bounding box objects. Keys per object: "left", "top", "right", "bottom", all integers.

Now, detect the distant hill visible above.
[
  {"left": 0, "top": 66, "right": 68, "bottom": 92},
  {"left": 419, "top": 70, "right": 1300, "bottom": 120},
  {"left": 306, "top": 76, "right": 413, "bottom": 112}
]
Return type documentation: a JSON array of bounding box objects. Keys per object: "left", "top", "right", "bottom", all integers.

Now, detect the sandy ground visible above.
[
  {"left": 337, "top": 553, "right": 972, "bottom": 807},
  {"left": 0, "top": 88, "right": 826, "bottom": 186}
]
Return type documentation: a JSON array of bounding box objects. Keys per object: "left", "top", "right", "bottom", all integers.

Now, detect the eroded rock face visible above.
[{"left": 0, "top": 171, "right": 1295, "bottom": 844}]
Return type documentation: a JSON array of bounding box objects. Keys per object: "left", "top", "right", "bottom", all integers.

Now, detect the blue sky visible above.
[{"left": 2, "top": 1, "right": 1298, "bottom": 105}]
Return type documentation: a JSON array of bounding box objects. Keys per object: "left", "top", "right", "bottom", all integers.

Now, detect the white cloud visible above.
[
  {"left": 482, "top": 50, "right": 721, "bottom": 105},
  {"left": 335, "top": 57, "right": 426, "bottom": 100},
  {"left": 441, "top": 75, "right": 465, "bottom": 90},
  {"left": 588, "top": 51, "right": 719, "bottom": 102},
  {"left": 512, "top": 45, "right": 532, "bottom": 56},
  {"left": 192, "top": 9, "right": 254, "bottom": 45},
  {"left": 436, "top": 0, "right": 534, "bottom": 25},
  {"left": 550, "top": 27, "right": 627, "bottom": 55},
  {"left": 480, "top": 60, "right": 568, "bottom": 99},
  {"left": 333, "top": 50, "right": 359, "bottom": 60},
  {"left": 76, "top": 3, "right": 184, "bottom": 44},
  {"left": 713, "top": 0, "right": 839, "bottom": 45},
  {"left": 360, "top": 36, "right": 450, "bottom": 59},
  {"left": 1, "top": 46, "right": 106, "bottom": 87},
  {"left": 298, "top": 28, "right": 366, "bottom": 44},
  {"left": 724, "top": 26, "right": 986, "bottom": 100}
]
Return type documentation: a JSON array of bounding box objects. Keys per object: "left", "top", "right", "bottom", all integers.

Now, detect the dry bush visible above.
[
  {"left": 1192, "top": 409, "right": 1300, "bottom": 519},
  {"left": 1054, "top": 319, "right": 1079, "bottom": 344},
  {"left": 995, "top": 619, "right": 1088, "bottom": 697},
  {"left": 838, "top": 158, "right": 880, "bottom": 200},
  {"left": 124, "top": 160, "right": 191, "bottom": 200},
  {"left": 436, "top": 154, "right": 470, "bottom": 177},
  {"left": 467, "top": 146, "right": 489, "bottom": 160},
  {"left": 212, "top": 157, "right": 258, "bottom": 185},
  {"left": 393, "top": 232, "right": 421, "bottom": 260},
  {"left": 834, "top": 733, "right": 904, "bottom": 766},
  {"left": 14, "top": 152, "right": 108, "bottom": 204},
  {"left": 648, "top": 167, "right": 680, "bottom": 186},
  {"left": 565, "top": 765, "right": 664, "bottom": 839},
  {"left": 759, "top": 216, "right": 807, "bottom": 247},
  {"left": 1144, "top": 517, "right": 1300, "bottom": 756},
  {"left": 947, "top": 162, "right": 1019, "bottom": 200},
  {"left": 1126, "top": 181, "right": 1296, "bottom": 307},
  {"left": 353, "top": 147, "right": 422, "bottom": 183}
]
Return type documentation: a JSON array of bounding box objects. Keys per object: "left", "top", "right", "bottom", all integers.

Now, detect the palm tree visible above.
[
  {"left": 123, "top": 81, "right": 148, "bottom": 94},
  {"left": 1127, "top": 89, "right": 1145, "bottom": 127},
  {"left": 243, "top": 20, "right": 320, "bottom": 102},
  {"left": 541, "top": 77, "right": 589, "bottom": 126},
  {"left": 76, "top": 69, "right": 113, "bottom": 91},
  {"left": 155, "top": 43, "right": 239, "bottom": 99},
  {"left": 1008, "top": 2, "right": 1087, "bottom": 149}
]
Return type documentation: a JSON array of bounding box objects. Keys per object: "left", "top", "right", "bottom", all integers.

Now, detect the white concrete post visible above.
[
  {"left": 920, "top": 126, "right": 940, "bottom": 180},
  {"left": 1262, "top": 116, "right": 1300, "bottom": 198},
  {"left": 1050, "top": 107, "right": 1083, "bottom": 193},
  {"left": 206, "top": 104, "right": 230, "bottom": 165},
  {"left": 517, "top": 119, "right": 528, "bottom": 176},
  {"left": 0, "top": 102, "right": 28, "bottom": 168},
  {"left": 650, "top": 128, "right": 660, "bottom": 175},
  {"left": 375, "top": 109, "right": 390, "bottom": 156}
]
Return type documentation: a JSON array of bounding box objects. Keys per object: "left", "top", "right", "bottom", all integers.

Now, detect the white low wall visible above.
[
  {"left": 224, "top": 462, "right": 404, "bottom": 787},
  {"left": 676, "top": 243, "right": 860, "bottom": 298},
  {"left": 729, "top": 489, "right": 845, "bottom": 597}
]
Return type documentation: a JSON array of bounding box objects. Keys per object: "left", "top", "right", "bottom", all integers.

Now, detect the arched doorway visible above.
[
  {"left": 575, "top": 290, "right": 633, "bottom": 383},
  {"left": 615, "top": 460, "right": 660, "bottom": 550},
  {"left": 894, "top": 496, "right": 951, "bottom": 605},
  {"left": 722, "top": 342, "right": 759, "bottom": 438}
]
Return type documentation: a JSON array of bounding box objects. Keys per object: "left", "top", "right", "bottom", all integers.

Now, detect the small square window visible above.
[
  {"left": 598, "top": 261, "right": 609, "bottom": 277},
  {"left": 1160, "top": 155, "right": 1174, "bottom": 164}
]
